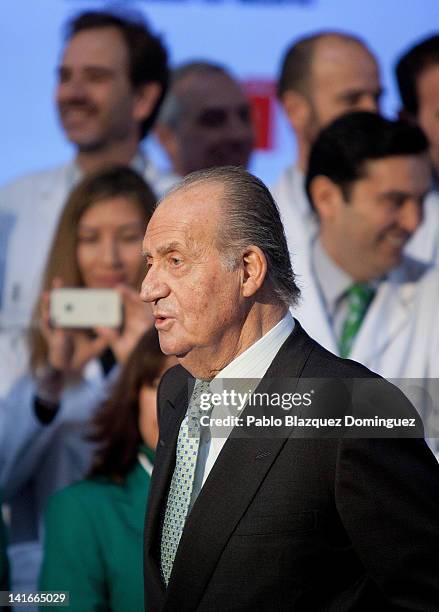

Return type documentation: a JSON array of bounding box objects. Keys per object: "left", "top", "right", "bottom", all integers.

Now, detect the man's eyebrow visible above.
[
  {"left": 142, "top": 241, "right": 185, "bottom": 258},
  {"left": 377, "top": 190, "right": 409, "bottom": 200},
  {"left": 57, "top": 65, "right": 115, "bottom": 76},
  {"left": 379, "top": 189, "right": 430, "bottom": 201}
]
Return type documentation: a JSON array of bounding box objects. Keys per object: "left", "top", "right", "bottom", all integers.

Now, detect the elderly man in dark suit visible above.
[{"left": 141, "top": 165, "right": 439, "bottom": 611}]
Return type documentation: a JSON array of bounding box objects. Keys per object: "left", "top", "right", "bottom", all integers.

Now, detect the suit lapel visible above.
[
  {"left": 164, "top": 323, "right": 315, "bottom": 610},
  {"left": 144, "top": 377, "right": 193, "bottom": 601}
]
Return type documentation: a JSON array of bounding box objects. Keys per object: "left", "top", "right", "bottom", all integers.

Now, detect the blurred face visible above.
[
  {"left": 138, "top": 356, "right": 177, "bottom": 450},
  {"left": 319, "top": 155, "right": 431, "bottom": 281},
  {"left": 305, "top": 38, "right": 382, "bottom": 143},
  {"left": 140, "top": 182, "right": 244, "bottom": 372},
  {"left": 77, "top": 196, "right": 146, "bottom": 288},
  {"left": 56, "top": 27, "right": 139, "bottom": 151},
  {"left": 173, "top": 72, "right": 254, "bottom": 175},
  {"left": 416, "top": 65, "right": 439, "bottom": 171}
]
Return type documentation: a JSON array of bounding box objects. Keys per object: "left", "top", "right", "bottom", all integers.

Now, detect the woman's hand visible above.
[
  {"left": 39, "top": 280, "right": 110, "bottom": 374},
  {"left": 96, "top": 285, "right": 155, "bottom": 365}
]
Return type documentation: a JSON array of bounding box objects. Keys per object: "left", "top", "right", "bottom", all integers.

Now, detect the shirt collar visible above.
[
  {"left": 312, "top": 237, "right": 381, "bottom": 318},
  {"left": 210, "top": 311, "right": 295, "bottom": 389},
  {"left": 312, "top": 237, "right": 353, "bottom": 318}
]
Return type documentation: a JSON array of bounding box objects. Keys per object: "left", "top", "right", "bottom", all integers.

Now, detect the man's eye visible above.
[
  {"left": 388, "top": 197, "right": 406, "bottom": 209},
  {"left": 58, "top": 69, "right": 70, "bottom": 84},
  {"left": 86, "top": 72, "right": 110, "bottom": 84},
  {"left": 170, "top": 256, "right": 182, "bottom": 266}
]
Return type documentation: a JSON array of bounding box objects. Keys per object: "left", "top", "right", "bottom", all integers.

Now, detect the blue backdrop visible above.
[{"left": 1, "top": 0, "right": 437, "bottom": 185}]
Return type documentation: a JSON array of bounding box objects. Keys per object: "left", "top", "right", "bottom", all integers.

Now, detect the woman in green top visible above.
[{"left": 40, "top": 329, "right": 175, "bottom": 612}]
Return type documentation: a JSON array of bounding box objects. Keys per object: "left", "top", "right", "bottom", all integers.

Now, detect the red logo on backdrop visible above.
[{"left": 243, "top": 80, "right": 276, "bottom": 151}]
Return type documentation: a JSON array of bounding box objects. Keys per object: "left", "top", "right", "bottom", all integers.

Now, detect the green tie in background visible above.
[{"left": 339, "top": 284, "right": 375, "bottom": 358}]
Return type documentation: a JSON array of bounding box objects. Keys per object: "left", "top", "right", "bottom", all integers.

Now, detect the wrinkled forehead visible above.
[
  {"left": 143, "top": 181, "right": 225, "bottom": 252},
  {"left": 178, "top": 72, "right": 248, "bottom": 111}
]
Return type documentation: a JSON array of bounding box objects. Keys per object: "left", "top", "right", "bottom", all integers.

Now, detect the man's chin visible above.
[
  {"left": 65, "top": 133, "right": 105, "bottom": 153},
  {"left": 157, "top": 335, "right": 191, "bottom": 358}
]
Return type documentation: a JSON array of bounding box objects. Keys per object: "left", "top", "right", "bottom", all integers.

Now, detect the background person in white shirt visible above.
[
  {"left": 0, "top": 10, "right": 175, "bottom": 340},
  {"left": 272, "top": 31, "right": 382, "bottom": 262},
  {"left": 396, "top": 34, "right": 439, "bottom": 183},
  {"left": 293, "top": 111, "right": 439, "bottom": 452}
]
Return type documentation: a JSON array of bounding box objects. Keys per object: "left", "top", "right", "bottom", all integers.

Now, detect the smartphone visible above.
[{"left": 50, "top": 288, "right": 122, "bottom": 328}]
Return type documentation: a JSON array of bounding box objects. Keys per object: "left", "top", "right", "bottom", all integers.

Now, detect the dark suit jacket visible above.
[{"left": 144, "top": 322, "right": 439, "bottom": 611}]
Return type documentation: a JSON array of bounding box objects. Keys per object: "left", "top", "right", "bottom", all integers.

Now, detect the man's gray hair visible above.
[
  {"left": 163, "top": 166, "right": 300, "bottom": 307},
  {"left": 157, "top": 61, "right": 234, "bottom": 130}
]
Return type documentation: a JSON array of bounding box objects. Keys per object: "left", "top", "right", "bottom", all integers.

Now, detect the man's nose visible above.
[
  {"left": 57, "top": 75, "right": 88, "bottom": 101},
  {"left": 140, "top": 268, "right": 170, "bottom": 303},
  {"left": 399, "top": 199, "right": 423, "bottom": 234},
  {"left": 229, "top": 108, "right": 254, "bottom": 140}
]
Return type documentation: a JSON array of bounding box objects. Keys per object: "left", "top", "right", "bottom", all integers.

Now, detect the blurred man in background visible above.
[
  {"left": 155, "top": 61, "right": 254, "bottom": 176},
  {"left": 0, "top": 10, "right": 173, "bottom": 343},
  {"left": 292, "top": 112, "right": 439, "bottom": 452},
  {"left": 396, "top": 34, "right": 439, "bottom": 182},
  {"left": 394, "top": 35, "right": 439, "bottom": 263},
  {"left": 273, "top": 32, "right": 382, "bottom": 257},
  {"left": 0, "top": 11, "right": 175, "bottom": 400}
]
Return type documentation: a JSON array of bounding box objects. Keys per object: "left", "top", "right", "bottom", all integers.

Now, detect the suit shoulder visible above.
[
  {"left": 305, "top": 337, "right": 422, "bottom": 424},
  {"left": 158, "top": 364, "right": 192, "bottom": 404},
  {"left": 304, "top": 335, "right": 378, "bottom": 379},
  {"left": 0, "top": 164, "right": 71, "bottom": 210}
]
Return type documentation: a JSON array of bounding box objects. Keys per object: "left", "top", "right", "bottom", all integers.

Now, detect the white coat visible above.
[
  {"left": 271, "top": 164, "right": 318, "bottom": 273},
  {"left": 292, "top": 253, "right": 439, "bottom": 449}
]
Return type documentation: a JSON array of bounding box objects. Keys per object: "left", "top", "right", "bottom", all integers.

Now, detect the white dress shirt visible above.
[{"left": 189, "top": 312, "right": 295, "bottom": 509}]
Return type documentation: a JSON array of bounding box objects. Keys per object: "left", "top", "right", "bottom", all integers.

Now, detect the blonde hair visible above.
[{"left": 30, "top": 166, "right": 156, "bottom": 370}]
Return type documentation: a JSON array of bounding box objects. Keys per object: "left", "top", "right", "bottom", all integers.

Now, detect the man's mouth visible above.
[
  {"left": 60, "top": 104, "right": 97, "bottom": 122},
  {"left": 154, "top": 313, "right": 174, "bottom": 330},
  {"left": 383, "top": 232, "right": 409, "bottom": 248}
]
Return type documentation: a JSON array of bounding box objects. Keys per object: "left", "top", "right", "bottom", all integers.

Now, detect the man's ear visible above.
[
  {"left": 280, "top": 90, "right": 311, "bottom": 133},
  {"left": 241, "top": 246, "right": 268, "bottom": 298},
  {"left": 309, "top": 176, "right": 345, "bottom": 223},
  {"left": 133, "top": 82, "right": 162, "bottom": 123}
]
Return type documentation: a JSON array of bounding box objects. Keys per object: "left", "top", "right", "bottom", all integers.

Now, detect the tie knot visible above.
[
  {"left": 347, "top": 283, "right": 375, "bottom": 307},
  {"left": 339, "top": 283, "right": 375, "bottom": 359}
]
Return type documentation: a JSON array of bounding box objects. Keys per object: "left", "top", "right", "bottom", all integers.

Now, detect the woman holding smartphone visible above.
[
  {"left": 1, "top": 165, "right": 156, "bottom": 594},
  {"left": 40, "top": 329, "right": 175, "bottom": 612}
]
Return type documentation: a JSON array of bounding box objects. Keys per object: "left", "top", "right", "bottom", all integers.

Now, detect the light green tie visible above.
[
  {"left": 160, "top": 379, "right": 211, "bottom": 586},
  {"left": 339, "top": 284, "right": 375, "bottom": 358}
]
